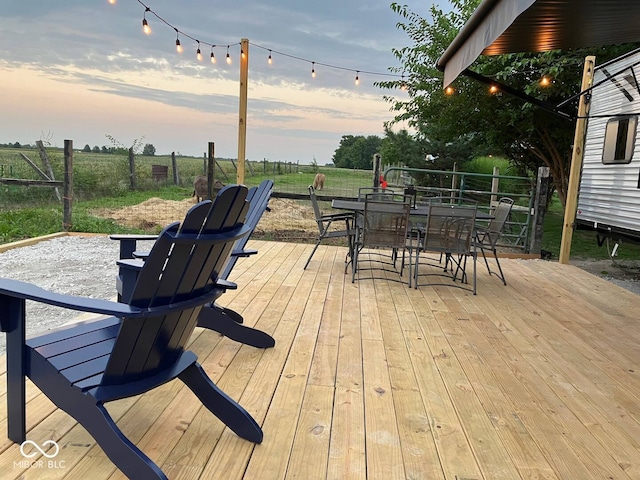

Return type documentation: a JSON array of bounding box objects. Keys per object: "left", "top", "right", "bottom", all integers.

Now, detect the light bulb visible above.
[
  {"left": 142, "top": 18, "right": 151, "bottom": 35},
  {"left": 540, "top": 76, "right": 550, "bottom": 86},
  {"left": 311, "top": 62, "right": 316, "bottom": 78},
  {"left": 445, "top": 86, "right": 455, "bottom": 95},
  {"left": 355, "top": 72, "right": 360, "bottom": 86},
  {"left": 175, "top": 30, "right": 183, "bottom": 54},
  {"left": 489, "top": 85, "right": 498, "bottom": 94},
  {"left": 226, "top": 46, "right": 231, "bottom": 64},
  {"left": 268, "top": 51, "right": 272, "bottom": 65},
  {"left": 196, "top": 42, "right": 203, "bottom": 61},
  {"left": 108, "top": 0, "right": 116, "bottom": 4},
  {"left": 241, "top": 49, "right": 246, "bottom": 59},
  {"left": 210, "top": 51, "right": 216, "bottom": 64}
]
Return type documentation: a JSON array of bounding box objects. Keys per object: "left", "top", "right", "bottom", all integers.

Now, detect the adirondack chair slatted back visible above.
[
  {"left": 102, "top": 185, "right": 249, "bottom": 384},
  {"left": 220, "top": 179, "right": 273, "bottom": 280}
]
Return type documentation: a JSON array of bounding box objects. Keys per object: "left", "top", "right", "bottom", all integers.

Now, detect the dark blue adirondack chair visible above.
[
  {"left": 0, "top": 185, "right": 263, "bottom": 480},
  {"left": 111, "top": 179, "right": 275, "bottom": 348}
]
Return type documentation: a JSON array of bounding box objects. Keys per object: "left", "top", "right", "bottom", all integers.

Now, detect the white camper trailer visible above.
[{"left": 577, "top": 48, "right": 640, "bottom": 243}]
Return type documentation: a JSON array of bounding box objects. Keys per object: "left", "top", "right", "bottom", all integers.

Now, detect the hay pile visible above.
[{"left": 93, "top": 197, "right": 321, "bottom": 241}]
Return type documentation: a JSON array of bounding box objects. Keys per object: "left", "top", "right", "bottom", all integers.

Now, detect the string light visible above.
[
  {"left": 175, "top": 29, "right": 183, "bottom": 54},
  {"left": 445, "top": 86, "right": 455, "bottom": 95},
  {"left": 540, "top": 76, "right": 550, "bottom": 87},
  {"left": 400, "top": 74, "right": 407, "bottom": 91},
  {"left": 489, "top": 85, "right": 499, "bottom": 94},
  {"left": 116, "top": 1, "right": 408, "bottom": 85},
  {"left": 142, "top": 7, "right": 151, "bottom": 35}
]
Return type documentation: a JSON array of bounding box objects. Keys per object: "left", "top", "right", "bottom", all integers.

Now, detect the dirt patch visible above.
[{"left": 93, "top": 197, "right": 322, "bottom": 241}]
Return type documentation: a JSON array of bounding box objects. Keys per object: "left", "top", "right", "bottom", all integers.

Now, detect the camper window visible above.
[{"left": 602, "top": 115, "right": 637, "bottom": 164}]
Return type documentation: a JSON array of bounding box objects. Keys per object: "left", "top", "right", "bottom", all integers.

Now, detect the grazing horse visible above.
[
  {"left": 313, "top": 173, "right": 326, "bottom": 190},
  {"left": 192, "top": 175, "right": 208, "bottom": 202}
]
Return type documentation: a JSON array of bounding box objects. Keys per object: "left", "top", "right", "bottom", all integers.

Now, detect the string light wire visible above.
[{"left": 127, "top": 0, "right": 406, "bottom": 85}]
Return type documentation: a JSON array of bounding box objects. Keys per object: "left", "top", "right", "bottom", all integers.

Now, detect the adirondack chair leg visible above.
[
  {"left": 198, "top": 307, "right": 275, "bottom": 349},
  {"left": 179, "top": 363, "right": 263, "bottom": 444},
  {"left": 204, "top": 302, "right": 244, "bottom": 324},
  {"left": 77, "top": 401, "right": 168, "bottom": 480},
  {"left": 3, "top": 296, "right": 26, "bottom": 443},
  {"left": 27, "top": 354, "right": 168, "bottom": 480}
]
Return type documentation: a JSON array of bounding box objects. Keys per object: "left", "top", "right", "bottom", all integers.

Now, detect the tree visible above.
[
  {"left": 101, "top": 145, "right": 111, "bottom": 154},
  {"left": 82, "top": 144, "right": 91, "bottom": 152},
  {"left": 92, "top": 145, "right": 100, "bottom": 153},
  {"left": 142, "top": 143, "right": 156, "bottom": 156},
  {"left": 332, "top": 135, "right": 382, "bottom": 169},
  {"left": 379, "top": 1, "right": 639, "bottom": 206}
]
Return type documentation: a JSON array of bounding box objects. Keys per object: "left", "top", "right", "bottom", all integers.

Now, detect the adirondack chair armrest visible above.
[
  {"left": 109, "top": 234, "right": 159, "bottom": 259},
  {"left": 215, "top": 279, "right": 237, "bottom": 290},
  {"left": 231, "top": 248, "right": 258, "bottom": 258},
  {"left": 0, "top": 278, "right": 224, "bottom": 328}
]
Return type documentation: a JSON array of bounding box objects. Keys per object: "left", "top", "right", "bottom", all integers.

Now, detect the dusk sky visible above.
[{"left": 0, "top": 1, "right": 444, "bottom": 163}]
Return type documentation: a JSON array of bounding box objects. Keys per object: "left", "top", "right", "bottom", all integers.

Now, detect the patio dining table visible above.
[{"left": 331, "top": 199, "right": 494, "bottom": 221}]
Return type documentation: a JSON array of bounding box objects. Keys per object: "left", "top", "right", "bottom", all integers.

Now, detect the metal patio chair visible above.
[
  {"left": 475, "top": 197, "right": 514, "bottom": 285},
  {"left": 304, "top": 185, "right": 356, "bottom": 270}
]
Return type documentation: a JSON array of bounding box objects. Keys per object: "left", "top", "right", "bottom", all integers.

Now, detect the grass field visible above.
[{"left": 1, "top": 146, "right": 639, "bottom": 263}]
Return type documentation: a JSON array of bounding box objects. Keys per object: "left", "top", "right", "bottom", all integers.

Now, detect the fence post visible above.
[
  {"left": 63, "top": 140, "right": 73, "bottom": 231},
  {"left": 373, "top": 153, "right": 381, "bottom": 187},
  {"left": 490, "top": 166, "right": 500, "bottom": 207},
  {"left": 207, "top": 142, "right": 215, "bottom": 199},
  {"left": 128, "top": 147, "right": 136, "bottom": 190},
  {"left": 450, "top": 162, "right": 458, "bottom": 201},
  {"left": 171, "top": 152, "right": 179, "bottom": 185},
  {"left": 529, "top": 166, "right": 550, "bottom": 255}
]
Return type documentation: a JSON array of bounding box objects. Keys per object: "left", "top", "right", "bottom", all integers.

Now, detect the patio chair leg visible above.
[
  {"left": 492, "top": 248, "right": 507, "bottom": 285},
  {"left": 304, "top": 241, "right": 322, "bottom": 270},
  {"left": 198, "top": 307, "right": 275, "bottom": 348},
  {"left": 180, "top": 363, "right": 263, "bottom": 443}
]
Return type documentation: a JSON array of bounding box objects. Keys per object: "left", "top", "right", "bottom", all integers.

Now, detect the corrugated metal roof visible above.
[{"left": 438, "top": 0, "right": 640, "bottom": 86}]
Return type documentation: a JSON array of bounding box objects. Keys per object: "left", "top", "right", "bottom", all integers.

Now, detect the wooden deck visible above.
[{"left": 2, "top": 240, "right": 640, "bottom": 479}]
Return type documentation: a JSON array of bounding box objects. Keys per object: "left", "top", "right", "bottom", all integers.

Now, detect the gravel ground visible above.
[{"left": 0, "top": 235, "right": 638, "bottom": 356}]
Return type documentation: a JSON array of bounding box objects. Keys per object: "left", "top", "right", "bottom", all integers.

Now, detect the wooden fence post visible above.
[
  {"left": 490, "top": 166, "right": 500, "bottom": 206},
  {"left": 171, "top": 152, "right": 179, "bottom": 185},
  {"left": 529, "top": 166, "right": 550, "bottom": 254},
  {"left": 128, "top": 147, "right": 136, "bottom": 190},
  {"left": 63, "top": 140, "right": 73, "bottom": 231},
  {"left": 207, "top": 142, "right": 215, "bottom": 199}
]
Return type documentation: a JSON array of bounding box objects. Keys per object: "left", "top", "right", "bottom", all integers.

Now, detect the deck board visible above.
[{"left": 1, "top": 240, "right": 640, "bottom": 479}]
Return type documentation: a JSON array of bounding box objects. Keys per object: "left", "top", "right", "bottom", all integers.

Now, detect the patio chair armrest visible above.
[
  {"left": 110, "top": 234, "right": 159, "bottom": 259},
  {"left": 0, "top": 277, "right": 225, "bottom": 330},
  {"left": 231, "top": 248, "right": 258, "bottom": 258},
  {"left": 215, "top": 279, "right": 237, "bottom": 290}
]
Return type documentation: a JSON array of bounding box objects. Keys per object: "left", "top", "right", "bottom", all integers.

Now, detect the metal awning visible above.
[{"left": 437, "top": 0, "right": 640, "bottom": 86}]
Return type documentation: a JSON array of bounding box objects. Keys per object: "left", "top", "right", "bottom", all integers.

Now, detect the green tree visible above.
[
  {"left": 92, "top": 145, "right": 100, "bottom": 153},
  {"left": 142, "top": 143, "right": 156, "bottom": 156},
  {"left": 82, "top": 144, "right": 91, "bottom": 153},
  {"left": 332, "top": 135, "right": 382, "bottom": 169},
  {"left": 379, "top": 1, "right": 639, "bottom": 206}
]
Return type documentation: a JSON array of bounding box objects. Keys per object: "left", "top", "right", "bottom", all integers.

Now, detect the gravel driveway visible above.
[{"left": 0, "top": 235, "right": 145, "bottom": 355}]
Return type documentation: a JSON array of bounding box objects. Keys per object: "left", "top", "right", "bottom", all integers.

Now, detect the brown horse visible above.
[{"left": 313, "top": 173, "right": 326, "bottom": 190}]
